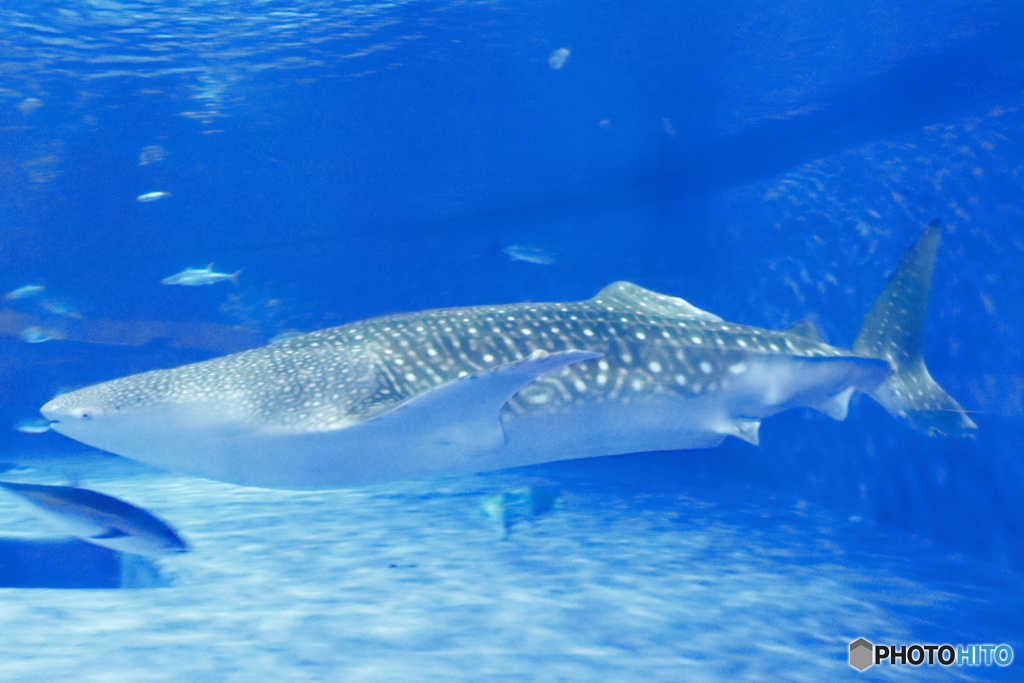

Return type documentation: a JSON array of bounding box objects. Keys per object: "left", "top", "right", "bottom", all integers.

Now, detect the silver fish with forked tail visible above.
[
  {"left": 40, "top": 223, "right": 974, "bottom": 490},
  {"left": 161, "top": 263, "right": 239, "bottom": 286},
  {"left": 0, "top": 481, "right": 189, "bottom": 556}
]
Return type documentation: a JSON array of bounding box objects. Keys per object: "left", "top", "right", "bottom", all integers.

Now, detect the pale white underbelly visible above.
[
  {"left": 47, "top": 354, "right": 886, "bottom": 490},
  {"left": 486, "top": 395, "right": 733, "bottom": 472},
  {"left": 252, "top": 396, "right": 729, "bottom": 488}
]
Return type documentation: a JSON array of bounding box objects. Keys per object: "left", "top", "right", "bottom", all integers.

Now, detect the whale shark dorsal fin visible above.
[
  {"left": 590, "top": 282, "right": 723, "bottom": 321},
  {"left": 784, "top": 320, "right": 822, "bottom": 342}
]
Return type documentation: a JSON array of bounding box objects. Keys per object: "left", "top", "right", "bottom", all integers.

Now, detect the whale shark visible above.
[{"left": 40, "top": 224, "right": 975, "bottom": 490}]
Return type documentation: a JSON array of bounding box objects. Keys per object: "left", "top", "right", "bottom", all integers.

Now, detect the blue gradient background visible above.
[{"left": 0, "top": 0, "right": 1021, "bottom": 679}]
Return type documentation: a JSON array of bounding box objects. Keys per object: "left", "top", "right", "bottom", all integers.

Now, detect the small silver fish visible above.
[
  {"left": 503, "top": 245, "right": 556, "bottom": 265},
  {"left": 41, "top": 300, "right": 82, "bottom": 318},
  {"left": 548, "top": 47, "right": 570, "bottom": 70},
  {"left": 4, "top": 284, "right": 45, "bottom": 299},
  {"left": 136, "top": 191, "right": 171, "bottom": 203},
  {"left": 14, "top": 418, "right": 53, "bottom": 434},
  {"left": 20, "top": 326, "right": 62, "bottom": 343},
  {"left": 161, "top": 263, "right": 240, "bottom": 286},
  {"left": 0, "top": 481, "right": 190, "bottom": 557}
]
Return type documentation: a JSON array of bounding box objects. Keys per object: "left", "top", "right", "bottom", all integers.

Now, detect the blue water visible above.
[{"left": 1, "top": 0, "right": 1022, "bottom": 680}]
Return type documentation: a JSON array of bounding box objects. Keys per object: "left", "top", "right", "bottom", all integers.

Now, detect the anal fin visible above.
[
  {"left": 717, "top": 418, "right": 761, "bottom": 445},
  {"left": 811, "top": 386, "right": 856, "bottom": 421}
]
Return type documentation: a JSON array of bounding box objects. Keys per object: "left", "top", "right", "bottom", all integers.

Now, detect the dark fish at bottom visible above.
[{"left": 0, "top": 481, "right": 189, "bottom": 557}]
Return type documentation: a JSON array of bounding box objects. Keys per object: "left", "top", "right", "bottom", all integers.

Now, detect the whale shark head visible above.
[
  {"left": 40, "top": 339, "right": 385, "bottom": 462},
  {"left": 41, "top": 372, "right": 246, "bottom": 459},
  {"left": 39, "top": 327, "right": 601, "bottom": 488}
]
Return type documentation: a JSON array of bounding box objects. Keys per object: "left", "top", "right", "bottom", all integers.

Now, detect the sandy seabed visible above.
[{"left": 0, "top": 451, "right": 1018, "bottom": 683}]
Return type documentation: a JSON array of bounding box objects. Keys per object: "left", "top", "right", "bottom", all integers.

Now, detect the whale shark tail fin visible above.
[{"left": 853, "top": 220, "right": 977, "bottom": 436}]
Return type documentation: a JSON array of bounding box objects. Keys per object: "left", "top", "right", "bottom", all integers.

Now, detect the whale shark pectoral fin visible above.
[
  {"left": 716, "top": 418, "right": 761, "bottom": 445},
  {"left": 810, "top": 386, "right": 856, "bottom": 421},
  {"left": 378, "top": 349, "right": 603, "bottom": 456},
  {"left": 92, "top": 527, "right": 129, "bottom": 539}
]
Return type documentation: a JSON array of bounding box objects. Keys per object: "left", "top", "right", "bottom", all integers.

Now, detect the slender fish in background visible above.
[
  {"left": 548, "top": 47, "right": 571, "bottom": 69},
  {"left": 4, "top": 284, "right": 45, "bottom": 299},
  {"left": 20, "top": 326, "right": 62, "bottom": 343},
  {"left": 14, "top": 418, "right": 53, "bottom": 434},
  {"left": 40, "top": 224, "right": 974, "bottom": 490},
  {"left": 503, "top": 245, "right": 556, "bottom": 265},
  {"left": 40, "top": 300, "right": 82, "bottom": 318},
  {"left": 0, "top": 481, "right": 189, "bottom": 557},
  {"left": 161, "top": 263, "right": 240, "bottom": 286},
  {"left": 136, "top": 191, "right": 171, "bottom": 202}
]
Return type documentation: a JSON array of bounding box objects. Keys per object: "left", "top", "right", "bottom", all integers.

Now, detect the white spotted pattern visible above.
[{"left": 42, "top": 281, "right": 862, "bottom": 430}]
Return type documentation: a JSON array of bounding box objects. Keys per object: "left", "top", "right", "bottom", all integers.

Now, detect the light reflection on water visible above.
[{"left": 0, "top": 0, "right": 453, "bottom": 120}]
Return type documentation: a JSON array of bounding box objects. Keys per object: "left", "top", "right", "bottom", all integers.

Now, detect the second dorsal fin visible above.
[{"left": 784, "top": 320, "right": 822, "bottom": 342}]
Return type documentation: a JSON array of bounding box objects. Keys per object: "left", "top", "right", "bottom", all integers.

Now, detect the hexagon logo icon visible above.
[{"left": 849, "top": 638, "right": 874, "bottom": 671}]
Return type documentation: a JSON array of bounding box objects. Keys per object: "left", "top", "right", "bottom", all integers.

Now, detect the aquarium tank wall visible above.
[{"left": 0, "top": 0, "right": 1021, "bottom": 681}]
